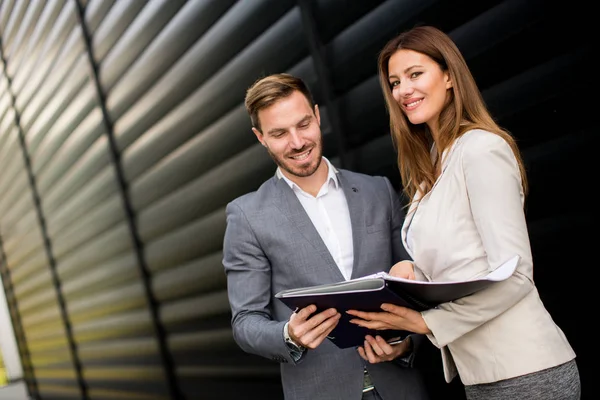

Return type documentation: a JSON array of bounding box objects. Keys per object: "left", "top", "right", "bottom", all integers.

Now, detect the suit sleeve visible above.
[
  {"left": 421, "top": 134, "right": 535, "bottom": 348},
  {"left": 223, "top": 201, "right": 299, "bottom": 364},
  {"left": 383, "top": 177, "right": 411, "bottom": 263}
]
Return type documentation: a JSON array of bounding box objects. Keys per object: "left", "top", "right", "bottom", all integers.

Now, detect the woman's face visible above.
[{"left": 388, "top": 49, "right": 452, "bottom": 134}]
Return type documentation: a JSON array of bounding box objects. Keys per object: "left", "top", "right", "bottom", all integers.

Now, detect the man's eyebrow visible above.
[
  {"left": 266, "top": 114, "right": 312, "bottom": 135},
  {"left": 297, "top": 115, "right": 312, "bottom": 124},
  {"left": 266, "top": 127, "right": 286, "bottom": 136}
]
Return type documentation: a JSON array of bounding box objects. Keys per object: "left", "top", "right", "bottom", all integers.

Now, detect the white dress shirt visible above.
[{"left": 277, "top": 157, "right": 354, "bottom": 280}]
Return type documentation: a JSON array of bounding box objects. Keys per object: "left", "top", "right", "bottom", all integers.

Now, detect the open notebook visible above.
[{"left": 275, "top": 255, "right": 520, "bottom": 348}]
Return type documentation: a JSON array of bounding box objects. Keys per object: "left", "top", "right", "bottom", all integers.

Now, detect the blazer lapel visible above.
[
  {"left": 337, "top": 172, "right": 364, "bottom": 280},
  {"left": 270, "top": 177, "right": 342, "bottom": 279}
]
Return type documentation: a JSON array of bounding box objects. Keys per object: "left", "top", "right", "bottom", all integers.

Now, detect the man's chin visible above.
[{"left": 282, "top": 163, "right": 318, "bottom": 178}]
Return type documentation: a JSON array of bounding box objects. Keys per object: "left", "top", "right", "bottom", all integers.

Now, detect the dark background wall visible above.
[{"left": 0, "top": 0, "right": 594, "bottom": 399}]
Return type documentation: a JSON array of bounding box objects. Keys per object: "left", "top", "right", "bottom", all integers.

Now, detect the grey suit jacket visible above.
[{"left": 223, "top": 169, "right": 429, "bottom": 400}]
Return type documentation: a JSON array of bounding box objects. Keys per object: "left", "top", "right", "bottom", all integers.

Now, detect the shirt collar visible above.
[{"left": 276, "top": 157, "right": 339, "bottom": 191}]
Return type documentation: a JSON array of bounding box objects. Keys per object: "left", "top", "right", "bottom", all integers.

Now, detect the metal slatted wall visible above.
[{"left": 0, "top": 0, "right": 594, "bottom": 399}]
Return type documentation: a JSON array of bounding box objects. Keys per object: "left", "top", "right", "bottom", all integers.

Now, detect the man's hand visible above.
[
  {"left": 358, "top": 335, "right": 412, "bottom": 364},
  {"left": 288, "top": 305, "right": 341, "bottom": 349}
]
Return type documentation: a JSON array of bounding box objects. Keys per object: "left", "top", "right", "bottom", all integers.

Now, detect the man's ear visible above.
[
  {"left": 252, "top": 127, "right": 266, "bottom": 147},
  {"left": 314, "top": 104, "right": 321, "bottom": 125}
]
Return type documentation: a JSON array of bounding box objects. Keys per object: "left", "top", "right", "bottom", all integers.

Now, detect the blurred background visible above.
[{"left": 0, "top": 0, "right": 594, "bottom": 399}]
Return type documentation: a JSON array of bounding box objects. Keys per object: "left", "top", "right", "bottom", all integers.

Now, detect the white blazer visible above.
[{"left": 402, "top": 129, "right": 575, "bottom": 385}]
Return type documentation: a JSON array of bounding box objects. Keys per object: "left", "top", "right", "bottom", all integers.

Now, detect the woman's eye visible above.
[
  {"left": 410, "top": 71, "right": 422, "bottom": 79},
  {"left": 390, "top": 81, "right": 400, "bottom": 88}
]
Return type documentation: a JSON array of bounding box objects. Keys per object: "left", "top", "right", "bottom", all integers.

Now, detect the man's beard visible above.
[{"left": 267, "top": 143, "right": 323, "bottom": 178}]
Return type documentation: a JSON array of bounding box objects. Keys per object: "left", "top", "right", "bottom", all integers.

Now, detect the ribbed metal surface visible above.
[{"left": 0, "top": 0, "right": 594, "bottom": 399}]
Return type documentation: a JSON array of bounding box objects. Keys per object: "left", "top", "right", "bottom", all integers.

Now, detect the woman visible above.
[{"left": 347, "top": 26, "right": 580, "bottom": 399}]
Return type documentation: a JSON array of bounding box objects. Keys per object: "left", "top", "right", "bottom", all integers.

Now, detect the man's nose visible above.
[{"left": 289, "top": 131, "right": 304, "bottom": 149}]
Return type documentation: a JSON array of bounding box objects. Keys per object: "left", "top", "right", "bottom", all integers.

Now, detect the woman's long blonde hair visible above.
[{"left": 378, "top": 26, "right": 527, "bottom": 201}]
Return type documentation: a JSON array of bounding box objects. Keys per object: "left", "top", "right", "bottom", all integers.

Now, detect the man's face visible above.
[{"left": 253, "top": 91, "right": 323, "bottom": 179}]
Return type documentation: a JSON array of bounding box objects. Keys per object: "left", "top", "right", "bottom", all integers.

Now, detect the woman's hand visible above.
[
  {"left": 357, "top": 335, "right": 412, "bottom": 364},
  {"left": 347, "top": 303, "right": 431, "bottom": 334},
  {"left": 389, "top": 260, "right": 415, "bottom": 280}
]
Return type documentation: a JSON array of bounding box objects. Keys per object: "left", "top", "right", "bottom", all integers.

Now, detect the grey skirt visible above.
[{"left": 464, "top": 359, "right": 580, "bottom": 400}]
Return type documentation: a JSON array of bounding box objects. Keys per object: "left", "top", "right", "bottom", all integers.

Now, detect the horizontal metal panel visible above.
[
  {"left": 450, "top": 0, "right": 545, "bottom": 60},
  {"left": 24, "top": 57, "right": 90, "bottom": 155},
  {"left": 7, "top": 244, "right": 46, "bottom": 285},
  {"left": 78, "top": 337, "right": 157, "bottom": 362},
  {"left": 0, "top": 126, "right": 25, "bottom": 201},
  {"left": 152, "top": 251, "right": 225, "bottom": 303},
  {"left": 26, "top": 337, "right": 70, "bottom": 354},
  {"left": 91, "top": 0, "right": 146, "bottom": 63},
  {"left": 137, "top": 145, "right": 273, "bottom": 243},
  {"left": 14, "top": 281, "right": 56, "bottom": 314},
  {"left": 66, "top": 281, "right": 146, "bottom": 323},
  {"left": 313, "top": 0, "right": 386, "bottom": 43},
  {"left": 0, "top": 132, "right": 26, "bottom": 191},
  {"left": 126, "top": 104, "right": 252, "bottom": 208},
  {"left": 0, "top": 0, "right": 16, "bottom": 34},
  {"left": 111, "top": 0, "right": 295, "bottom": 153},
  {"left": 328, "top": 0, "right": 437, "bottom": 94},
  {"left": 169, "top": 329, "right": 233, "bottom": 354},
  {"left": 104, "top": 0, "right": 238, "bottom": 120},
  {"left": 32, "top": 86, "right": 99, "bottom": 182},
  {"left": 42, "top": 138, "right": 112, "bottom": 217},
  {"left": 0, "top": 125, "right": 19, "bottom": 178},
  {"left": 35, "top": 383, "right": 81, "bottom": 400},
  {"left": 483, "top": 48, "right": 592, "bottom": 125},
  {"left": 45, "top": 167, "right": 117, "bottom": 239},
  {"left": 71, "top": 309, "right": 153, "bottom": 342},
  {"left": 12, "top": 267, "right": 53, "bottom": 300},
  {"left": 15, "top": 1, "right": 78, "bottom": 117},
  {"left": 20, "top": 301, "right": 62, "bottom": 331},
  {"left": 0, "top": 0, "right": 27, "bottom": 55},
  {"left": 1, "top": 209, "right": 41, "bottom": 261},
  {"left": 144, "top": 209, "right": 226, "bottom": 273},
  {"left": 159, "top": 290, "right": 230, "bottom": 328},
  {"left": 0, "top": 162, "right": 28, "bottom": 219},
  {"left": 98, "top": 0, "right": 185, "bottom": 91},
  {"left": 29, "top": 349, "right": 73, "bottom": 368},
  {"left": 7, "top": 0, "right": 66, "bottom": 90},
  {"left": 52, "top": 194, "right": 125, "bottom": 260},
  {"left": 22, "top": 321, "right": 68, "bottom": 343},
  {"left": 3, "top": 0, "right": 45, "bottom": 74},
  {"left": 61, "top": 252, "right": 139, "bottom": 300},
  {"left": 84, "top": 0, "right": 116, "bottom": 35},
  {"left": 55, "top": 223, "right": 132, "bottom": 280}
]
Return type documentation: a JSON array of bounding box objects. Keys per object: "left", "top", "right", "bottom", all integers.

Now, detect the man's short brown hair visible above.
[{"left": 244, "top": 73, "right": 315, "bottom": 132}]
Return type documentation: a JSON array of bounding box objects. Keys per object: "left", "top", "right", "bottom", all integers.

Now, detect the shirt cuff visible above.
[{"left": 283, "top": 322, "right": 306, "bottom": 362}]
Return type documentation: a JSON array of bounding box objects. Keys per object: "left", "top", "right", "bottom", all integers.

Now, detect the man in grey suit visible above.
[{"left": 223, "top": 73, "right": 429, "bottom": 400}]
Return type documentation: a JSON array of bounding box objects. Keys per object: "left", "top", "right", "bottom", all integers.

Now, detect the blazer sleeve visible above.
[
  {"left": 421, "top": 133, "right": 535, "bottom": 348},
  {"left": 223, "top": 201, "right": 299, "bottom": 364}
]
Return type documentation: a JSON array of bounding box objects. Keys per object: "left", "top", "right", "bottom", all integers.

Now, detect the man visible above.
[{"left": 223, "top": 73, "right": 429, "bottom": 400}]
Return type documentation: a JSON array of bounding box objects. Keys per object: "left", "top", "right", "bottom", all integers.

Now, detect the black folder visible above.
[{"left": 275, "top": 255, "right": 519, "bottom": 349}]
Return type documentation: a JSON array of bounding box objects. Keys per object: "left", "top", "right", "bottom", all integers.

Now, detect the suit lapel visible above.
[
  {"left": 270, "top": 177, "right": 342, "bottom": 279},
  {"left": 337, "top": 171, "right": 364, "bottom": 280}
]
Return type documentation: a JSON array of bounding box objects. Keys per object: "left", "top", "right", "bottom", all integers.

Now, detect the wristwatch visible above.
[{"left": 284, "top": 322, "right": 305, "bottom": 352}]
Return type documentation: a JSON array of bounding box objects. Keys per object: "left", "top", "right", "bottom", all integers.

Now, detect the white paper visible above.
[{"left": 358, "top": 255, "right": 520, "bottom": 285}]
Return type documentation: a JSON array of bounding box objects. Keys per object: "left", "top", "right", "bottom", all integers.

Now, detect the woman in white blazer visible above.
[{"left": 347, "top": 26, "right": 580, "bottom": 399}]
